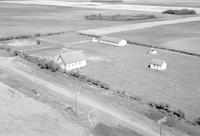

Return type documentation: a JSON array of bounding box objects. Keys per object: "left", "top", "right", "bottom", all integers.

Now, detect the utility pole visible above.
[
  {"left": 74, "top": 91, "right": 80, "bottom": 115},
  {"left": 160, "top": 124, "right": 162, "bottom": 136}
]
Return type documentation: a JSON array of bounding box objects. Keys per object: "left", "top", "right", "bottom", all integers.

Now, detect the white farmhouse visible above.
[
  {"left": 55, "top": 50, "right": 86, "bottom": 71},
  {"left": 149, "top": 59, "right": 167, "bottom": 71},
  {"left": 99, "top": 36, "right": 127, "bottom": 46}
]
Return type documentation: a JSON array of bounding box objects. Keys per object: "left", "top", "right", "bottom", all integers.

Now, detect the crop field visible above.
[
  {"left": 109, "top": 21, "right": 200, "bottom": 55},
  {"left": 42, "top": 32, "right": 200, "bottom": 122},
  {"left": 0, "top": 3, "right": 168, "bottom": 37},
  {"left": 1, "top": 1, "right": 200, "bottom": 136},
  {"left": 124, "top": 0, "right": 200, "bottom": 8}
]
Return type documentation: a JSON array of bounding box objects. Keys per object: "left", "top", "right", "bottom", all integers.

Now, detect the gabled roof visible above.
[
  {"left": 150, "top": 59, "right": 166, "bottom": 66},
  {"left": 100, "top": 36, "right": 125, "bottom": 43},
  {"left": 60, "top": 50, "right": 86, "bottom": 65}
]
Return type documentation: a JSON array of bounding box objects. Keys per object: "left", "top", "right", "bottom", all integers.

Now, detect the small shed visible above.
[
  {"left": 55, "top": 50, "right": 86, "bottom": 71},
  {"left": 92, "top": 37, "right": 98, "bottom": 42},
  {"left": 147, "top": 48, "right": 157, "bottom": 55},
  {"left": 149, "top": 59, "right": 167, "bottom": 71},
  {"left": 99, "top": 36, "right": 127, "bottom": 46}
]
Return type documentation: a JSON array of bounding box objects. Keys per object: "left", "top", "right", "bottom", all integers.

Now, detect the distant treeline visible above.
[
  {"left": 0, "top": 31, "right": 65, "bottom": 42},
  {"left": 162, "top": 9, "right": 197, "bottom": 15},
  {"left": 85, "top": 14, "right": 157, "bottom": 21}
]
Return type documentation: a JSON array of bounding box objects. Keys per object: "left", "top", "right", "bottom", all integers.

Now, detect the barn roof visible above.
[
  {"left": 150, "top": 59, "right": 166, "bottom": 66},
  {"left": 100, "top": 36, "right": 125, "bottom": 43},
  {"left": 60, "top": 50, "right": 86, "bottom": 65}
]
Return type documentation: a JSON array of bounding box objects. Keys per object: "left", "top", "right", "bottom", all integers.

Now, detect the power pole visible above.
[
  {"left": 74, "top": 91, "right": 80, "bottom": 115},
  {"left": 75, "top": 91, "right": 78, "bottom": 114},
  {"left": 160, "top": 124, "right": 162, "bottom": 136}
]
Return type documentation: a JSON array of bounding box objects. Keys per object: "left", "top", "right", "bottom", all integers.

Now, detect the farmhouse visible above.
[
  {"left": 149, "top": 59, "right": 167, "bottom": 71},
  {"left": 55, "top": 50, "right": 86, "bottom": 71},
  {"left": 99, "top": 36, "right": 127, "bottom": 46}
]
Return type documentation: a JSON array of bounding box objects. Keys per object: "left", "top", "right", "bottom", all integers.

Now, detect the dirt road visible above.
[
  {"left": 78, "top": 16, "right": 200, "bottom": 36},
  {"left": 0, "top": 57, "right": 165, "bottom": 136}
]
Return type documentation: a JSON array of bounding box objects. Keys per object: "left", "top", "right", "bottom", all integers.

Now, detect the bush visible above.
[
  {"left": 6, "top": 48, "right": 11, "bottom": 53},
  {"left": 10, "top": 51, "right": 110, "bottom": 90},
  {"left": 162, "top": 9, "right": 197, "bottom": 15},
  {"left": 13, "top": 50, "right": 19, "bottom": 56},
  {"left": 129, "top": 95, "right": 141, "bottom": 101},
  {"left": 194, "top": 117, "right": 200, "bottom": 126},
  {"left": 100, "top": 83, "right": 110, "bottom": 89},
  {"left": 148, "top": 102, "right": 186, "bottom": 119},
  {"left": 36, "top": 39, "right": 41, "bottom": 45},
  {"left": 173, "top": 109, "right": 185, "bottom": 119},
  {"left": 116, "top": 90, "right": 126, "bottom": 97},
  {"left": 49, "top": 61, "right": 60, "bottom": 72},
  {"left": 34, "top": 33, "right": 41, "bottom": 37}
]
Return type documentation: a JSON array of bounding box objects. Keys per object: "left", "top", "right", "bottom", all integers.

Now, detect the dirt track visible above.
[{"left": 78, "top": 16, "right": 200, "bottom": 36}]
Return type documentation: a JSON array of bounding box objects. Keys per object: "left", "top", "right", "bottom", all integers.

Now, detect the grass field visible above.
[
  {"left": 0, "top": 81, "right": 89, "bottom": 136},
  {"left": 0, "top": 3, "right": 172, "bottom": 38},
  {"left": 0, "top": 3, "right": 140, "bottom": 37},
  {"left": 124, "top": 0, "right": 200, "bottom": 8},
  {"left": 109, "top": 21, "right": 200, "bottom": 55},
  {"left": 1, "top": 1, "right": 200, "bottom": 136},
  {"left": 41, "top": 33, "right": 200, "bottom": 122}
]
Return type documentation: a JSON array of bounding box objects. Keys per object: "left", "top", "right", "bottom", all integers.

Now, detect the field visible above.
[
  {"left": 0, "top": 81, "right": 89, "bottom": 136},
  {"left": 109, "top": 21, "right": 200, "bottom": 55},
  {"left": 40, "top": 32, "right": 200, "bottom": 122},
  {"left": 1, "top": 1, "right": 200, "bottom": 136},
  {"left": 0, "top": 52, "right": 146, "bottom": 136},
  {"left": 0, "top": 2, "right": 179, "bottom": 38},
  {"left": 18, "top": 28, "right": 200, "bottom": 122},
  {"left": 124, "top": 0, "right": 200, "bottom": 8},
  {"left": 7, "top": 30, "right": 200, "bottom": 135},
  {"left": 0, "top": 3, "right": 142, "bottom": 37}
]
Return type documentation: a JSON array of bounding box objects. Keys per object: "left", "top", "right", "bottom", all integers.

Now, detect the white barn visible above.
[
  {"left": 99, "top": 36, "right": 127, "bottom": 46},
  {"left": 55, "top": 50, "right": 86, "bottom": 71},
  {"left": 149, "top": 59, "right": 167, "bottom": 71}
]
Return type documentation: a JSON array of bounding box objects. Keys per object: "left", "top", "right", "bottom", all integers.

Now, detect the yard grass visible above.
[
  {"left": 8, "top": 34, "right": 200, "bottom": 136},
  {"left": 2, "top": 39, "right": 199, "bottom": 135},
  {"left": 42, "top": 33, "right": 200, "bottom": 122}
]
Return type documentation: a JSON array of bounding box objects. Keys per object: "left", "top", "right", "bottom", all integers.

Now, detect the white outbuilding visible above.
[
  {"left": 54, "top": 50, "right": 86, "bottom": 71},
  {"left": 99, "top": 36, "right": 127, "bottom": 46},
  {"left": 92, "top": 37, "right": 98, "bottom": 43},
  {"left": 147, "top": 48, "right": 157, "bottom": 55},
  {"left": 149, "top": 59, "right": 167, "bottom": 71}
]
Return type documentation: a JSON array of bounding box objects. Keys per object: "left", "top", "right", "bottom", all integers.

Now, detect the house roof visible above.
[
  {"left": 100, "top": 36, "right": 125, "bottom": 43},
  {"left": 60, "top": 50, "right": 86, "bottom": 65},
  {"left": 150, "top": 59, "right": 166, "bottom": 66}
]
